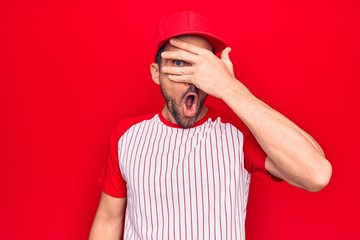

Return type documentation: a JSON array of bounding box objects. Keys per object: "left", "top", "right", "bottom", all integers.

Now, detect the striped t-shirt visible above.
[{"left": 101, "top": 107, "right": 268, "bottom": 240}]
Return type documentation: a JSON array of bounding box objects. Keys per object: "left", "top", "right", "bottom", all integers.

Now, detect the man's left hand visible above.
[{"left": 161, "top": 38, "right": 238, "bottom": 100}]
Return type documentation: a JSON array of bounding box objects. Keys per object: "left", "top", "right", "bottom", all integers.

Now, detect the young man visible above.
[{"left": 89, "top": 11, "right": 332, "bottom": 240}]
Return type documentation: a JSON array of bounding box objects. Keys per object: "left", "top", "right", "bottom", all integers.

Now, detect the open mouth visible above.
[
  {"left": 183, "top": 93, "right": 198, "bottom": 117},
  {"left": 185, "top": 94, "right": 195, "bottom": 108}
]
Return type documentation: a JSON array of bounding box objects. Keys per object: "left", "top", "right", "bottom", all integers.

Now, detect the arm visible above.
[
  {"left": 161, "top": 38, "right": 332, "bottom": 192},
  {"left": 89, "top": 192, "right": 127, "bottom": 240},
  {"left": 223, "top": 82, "right": 331, "bottom": 191}
]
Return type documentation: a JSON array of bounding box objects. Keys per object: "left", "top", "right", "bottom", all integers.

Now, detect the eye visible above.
[{"left": 173, "top": 60, "right": 185, "bottom": 67}]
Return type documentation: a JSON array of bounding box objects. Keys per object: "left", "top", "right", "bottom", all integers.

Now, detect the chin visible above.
[
  {"left": 177, "top": 113, "right": 200, "bottom": 128},
  {"left": 179, "top": 119, "right": 197, "bottom": 128}
]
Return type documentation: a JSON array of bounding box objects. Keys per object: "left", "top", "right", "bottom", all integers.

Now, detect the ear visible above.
[{"left": 150, "top": 63, "right": 160, "bottom": 85}]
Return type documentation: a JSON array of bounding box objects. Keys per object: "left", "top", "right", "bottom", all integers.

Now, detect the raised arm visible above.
[
  {"left": 89, "top": 192, "right": 127, "bottom": 240},
  {"left": 161, "top": 38, "right": 332, "bottom": 192},
  {"left": 222, "top": 82, "right": 331, "bottom": 191}
]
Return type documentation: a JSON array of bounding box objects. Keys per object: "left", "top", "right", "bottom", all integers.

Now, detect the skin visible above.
[
  {"left": 89, "top": 192, "right": 126, "bottom": 240},
  {"left": 89, "top": 35, "right": 332, "bottom": 239}
]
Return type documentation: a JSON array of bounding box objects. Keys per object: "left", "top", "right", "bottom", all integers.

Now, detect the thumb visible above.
[
  {"left": 220, "top": 47, "right": 234, "bottom": 77},
  {"left": 221, "top": 47, "right": 232, "bottom": 60}
]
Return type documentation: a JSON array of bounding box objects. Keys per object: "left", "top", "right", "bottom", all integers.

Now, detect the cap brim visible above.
[{"left": 157, "top": 31, "right": 227, "bottom": 54}]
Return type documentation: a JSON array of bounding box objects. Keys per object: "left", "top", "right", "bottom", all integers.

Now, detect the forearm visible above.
[
  {"left": 223, "top": 80, "right": 332, "bottom": 191},
  {"left": 89, "top": 193, "right": 127, "bottom": 240},
  {"left": 89, "top": 213, "right": 124, "bottom": 240},
  {"left": 89, "top": 218, "right": 124, "bottom": 240}
]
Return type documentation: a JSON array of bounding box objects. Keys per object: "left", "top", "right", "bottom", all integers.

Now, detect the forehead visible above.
[{"left": 164, "top": 35, "right": 213, "bottom": 52}]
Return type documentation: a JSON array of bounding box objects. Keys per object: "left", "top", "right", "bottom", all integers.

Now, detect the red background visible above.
[{"left": 1, "top": 0, "right": 359, "bottom": 239}]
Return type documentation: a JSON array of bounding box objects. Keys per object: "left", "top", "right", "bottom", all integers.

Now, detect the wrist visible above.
[{"left": 221, "top": 78, "right": 252, "bottom": 104}]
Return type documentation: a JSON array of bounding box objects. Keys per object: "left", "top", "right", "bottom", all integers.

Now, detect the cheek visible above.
[
  {"left": 161, "top": 80, "right": 186, "bottom": 95},
  {"left": 160, "top": 81, "right": 178, "bottom": 98},
  {"left": 199, "top": 91, "right": 208, "bottom": 100}
]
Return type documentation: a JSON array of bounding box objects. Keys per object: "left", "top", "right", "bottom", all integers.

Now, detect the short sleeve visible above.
[
  {"left": 99, "top": 124, "right": 127, "bottom": 198},
  {"left": 239, "top": 119, "right": 282, "bottom": 181},
  {"left": 242, "top": 126, "right": 268, "bottom": 175},
  {"left": 218, "top": 110, "right": 267, "bottom": 175}
]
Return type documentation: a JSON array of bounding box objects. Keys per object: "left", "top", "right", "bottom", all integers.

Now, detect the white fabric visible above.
[{"left": 118, "top": 115, "right": 251, "bottom": 240}]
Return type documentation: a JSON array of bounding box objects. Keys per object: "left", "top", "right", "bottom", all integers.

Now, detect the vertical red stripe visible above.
[
  {"left": 176, "top": 129, "right": 183, "bottom": 240},
  {"left": 136, "top": 121, "right": 151, "bottom": 235},
  {"left": 169, "top": 128, "right": 178, "bottom": 239},
  {"left": 147, "top": 124, "right": 160, "bottom": 238},
  {"left": 209, "top": 126, "right": 217, "bottom": 239},
  {"left": 157, "top": 126, "right": 170, "bottom": 239},
  {"left": 154, "top": 125, "right": 168, "bottom": 239},
  {"left": 142, "top": 122, "right": 155, "bottom": 237},
  {"left": 229, "top": 125, "right": 238, "bottom": 239},
  {"left": 203, "top": 126, "right": 211, "bottom": 239},
  {"left": 165, "top": 128, "right": 173, "bottom": 239},
  {"left": 182, "top": 129, "right": 190, "bottom": 239},
  {"left": 127, "top": 121, "right": 145, "bottom": 228},
  {"left": 214, "top": 124, "right": 224, "bottom": 238}
]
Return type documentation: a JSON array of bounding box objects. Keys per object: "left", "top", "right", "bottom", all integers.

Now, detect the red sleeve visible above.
[
  {"left": 99, "top": 122, "right": 127, "bottom": 198},
  {"left": 222, "top": 111, "right": 282, "bottom": 181},
  {"left": 242, "top": 125, "right": 268, "bottom": 175},
  {"left": 217, "top": 109, "right": 267, "bottom": 175},
  {"left": 99, "top": 113, "right": 156, "bottom": 198}
]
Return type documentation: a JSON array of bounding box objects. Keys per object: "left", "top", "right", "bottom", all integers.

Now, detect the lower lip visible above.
[{"left": 183, "top": 104, "right": 197, "bottom": 117}]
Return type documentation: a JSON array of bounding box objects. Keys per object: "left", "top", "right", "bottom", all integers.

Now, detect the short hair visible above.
[{"left": 155, "top": 44, "right": 166, "bottom": 66}]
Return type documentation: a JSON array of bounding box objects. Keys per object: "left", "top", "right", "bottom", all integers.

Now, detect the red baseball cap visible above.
[{"left": 155, "top": 11, "right": 227, "bottom": 55}]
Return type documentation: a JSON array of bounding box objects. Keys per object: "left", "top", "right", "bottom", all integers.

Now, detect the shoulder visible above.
[
  {"left": 207, "top": 107, "right": 248, "bottom": 134},
  {"left": 111, "top": 111, "right": 159, "bottom": 140}
]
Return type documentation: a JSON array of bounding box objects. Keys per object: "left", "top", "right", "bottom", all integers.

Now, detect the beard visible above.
[{"left": 160, "top": 84, "right": 206, "bottom": 128}]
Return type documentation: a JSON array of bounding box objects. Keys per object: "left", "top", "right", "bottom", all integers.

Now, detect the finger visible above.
[
  {"left": 162, "top": 66, "right": 196, "bottom": 75},
  {"left": 221, "top": 47, "right": 232, "bottom": 60},
  {"left": 220, "top": 47, "right": 234, "bottom": 76},
  {"left": 169, "top": 38, "right": 211, "bottom": 56},
  {"left": 168, "top": 74, "right": 193, "bottom": 83},
  {"left": 161, "top": 49, "right": 200, "bottom": 63}
]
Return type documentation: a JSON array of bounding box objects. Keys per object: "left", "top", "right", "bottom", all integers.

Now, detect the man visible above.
[{"left": 89, "top": 11, "right": 332, "bottom": 240}]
